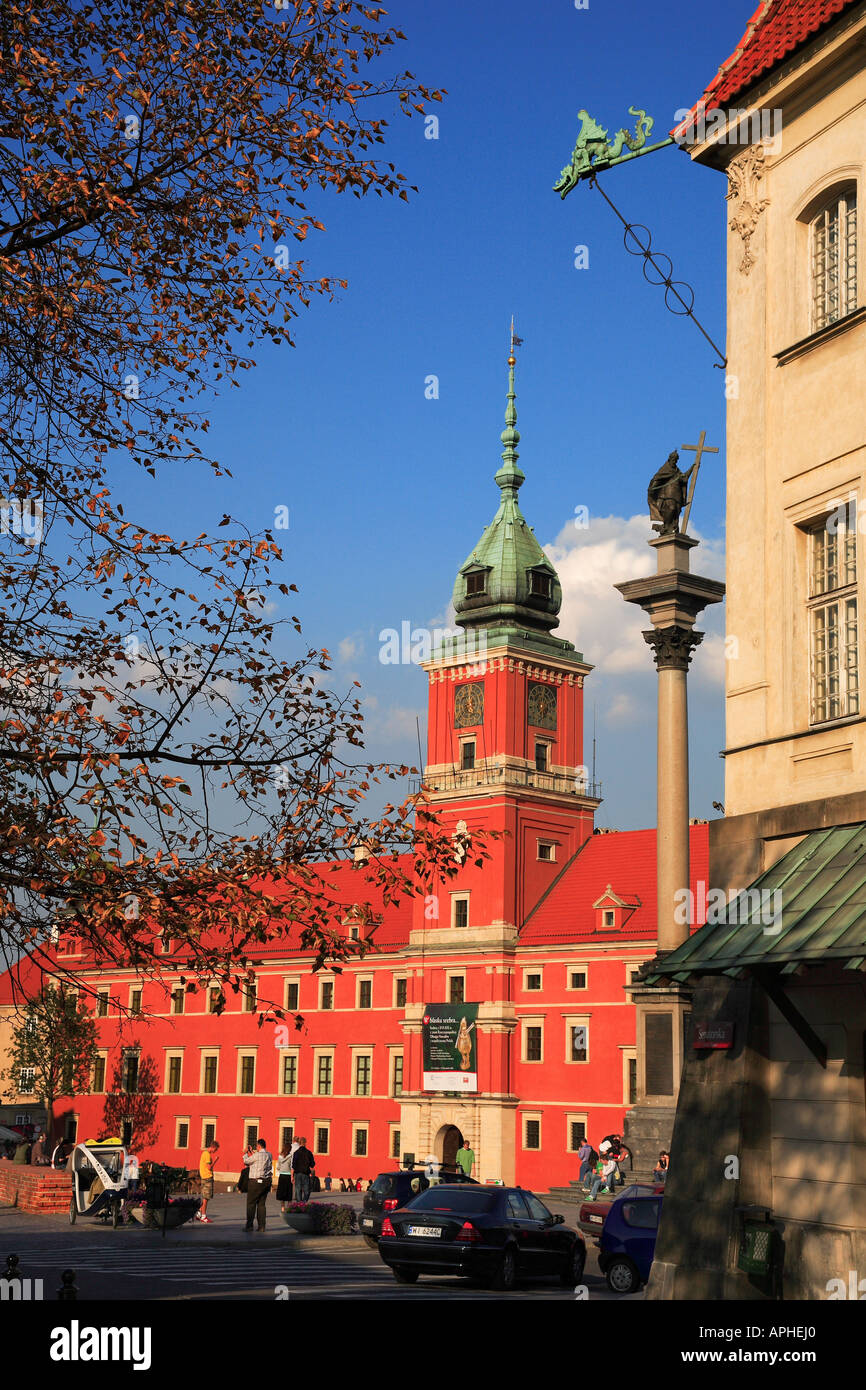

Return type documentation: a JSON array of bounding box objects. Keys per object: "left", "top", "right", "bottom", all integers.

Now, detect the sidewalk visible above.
[{"left": 0, "top": 1189, "right": 367, "bottom": 1251}]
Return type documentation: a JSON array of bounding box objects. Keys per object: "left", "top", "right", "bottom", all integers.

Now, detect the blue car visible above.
[{"left": 597, "top": 1191, "right": 662, "bottom": 1293}]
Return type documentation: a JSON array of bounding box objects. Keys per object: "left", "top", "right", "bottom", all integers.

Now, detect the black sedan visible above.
[{"left": 377, "top": 1184, "right": 586, "bottom": 1290}]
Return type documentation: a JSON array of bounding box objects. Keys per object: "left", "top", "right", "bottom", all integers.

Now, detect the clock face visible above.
[
  {"left": 454, "top": 682, "right": 484, "bottom": 728},
  {"left": 527, "top": 681, "right": 557, "bottom": 730}
]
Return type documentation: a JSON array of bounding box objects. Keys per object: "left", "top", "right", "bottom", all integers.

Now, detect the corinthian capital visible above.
[{"left": 643, "top": 626, "right": 703, "bottom": 671}]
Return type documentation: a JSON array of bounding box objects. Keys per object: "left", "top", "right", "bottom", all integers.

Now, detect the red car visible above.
[{"left": 577, "top": 1182, "right": 663, "bottom": 1237}]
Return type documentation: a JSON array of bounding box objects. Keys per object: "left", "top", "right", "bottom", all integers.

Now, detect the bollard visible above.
[
  {"left": 4, "top": 1253, "right": 21, "bottom": 1282},
  {"left": 57, "top": 1268, "right": 77, "bottom": 1301}
]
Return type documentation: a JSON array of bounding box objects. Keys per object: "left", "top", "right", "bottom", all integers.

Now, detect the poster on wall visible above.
[{"left": 422, "top": 1003, "right": 479, "bottom": 1092}]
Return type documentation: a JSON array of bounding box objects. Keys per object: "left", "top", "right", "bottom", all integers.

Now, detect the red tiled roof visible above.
[
  {"left": 690, "top": 0, "right": 860, "bottom": 111},
  {"left": 521, "top": 825, "right": 709, "bottom": 944}
]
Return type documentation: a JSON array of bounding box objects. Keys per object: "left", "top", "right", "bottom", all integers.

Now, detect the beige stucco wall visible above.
[{"left": 700, "top": 13, "right": 866, "bottom": 816}]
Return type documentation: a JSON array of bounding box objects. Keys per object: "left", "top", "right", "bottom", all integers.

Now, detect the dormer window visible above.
[
  {"left": 593, "top": 884, "right": 639, "bottom": 932},
  {"left": 602, "top": 909, "right": 616, "bottom": 929},
  {"left": 465, "top": 569, "right": 488, "bottom": 597},
  {"left": 529, "top": 569, "right": 552, "bottom": 598}
]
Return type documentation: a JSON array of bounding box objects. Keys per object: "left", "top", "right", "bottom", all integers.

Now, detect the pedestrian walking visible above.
[
  {"left": 243, "top": 1138, "right": 273, "bottom": 1231},
  {"left": 324, "top": 1173, "right": 332, "bottom": 1191},
  {"left": 122, "top": 1149, "right": 140, "bottom": 1195},
  {"left": 197, "top": 1139, "right": 219, "bottom": 1223},
  {"left": 30, "top": 1131, "right": 47, "bottom": 1165},
  {"left": 291, "top": 1136, "right": 315, "bottom": 1203},
  {"left": 276, "top": 1143, "right": 293, "bottom": 1212}
]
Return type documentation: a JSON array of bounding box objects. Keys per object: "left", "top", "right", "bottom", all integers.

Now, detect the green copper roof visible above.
[
  {"left": 453, "top": 352, "right": 571, "bottom": 649},
  {"left": 646, "top": 823, "right": 866, "bottom": 982}
]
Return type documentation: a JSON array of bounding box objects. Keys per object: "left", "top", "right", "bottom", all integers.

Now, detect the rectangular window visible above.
[
  {"left": 391, "top": 1128, "right": 401, "bottom": 1161},
  {"left": 448, "top": 975, "right": 465, "bottom": 1004},
  {"left": 176, "top": 1121, "right": 189, "bottom": 1149},
  {"left": 320, "top": 979, "right": 334, "bottom": 1011},
  {"left": 603, "top": 908, "right": 616, "bottom": 928},
  {"left": 242, "top": 981, "right": 257, "bottom": 1013},
  {"left": 167, "top": 1056, "right": 182, "bottom": 1094},
  {"left": 466, "top": 570, "right": 486, "bottom": 596},
  {"left": 392, "top": 1054, "right": 404, "bottom": 1097},
  {"left": 524, "top": 1118, "right": 541, "bottom": 1150},
  {"left": 285, "top": 980, "right": 299, "bottom": 1012},
  {"left": 239, "top": 1055, "right": 256, "bottom": 1095},
  {"left": 121, "top": 1052, "right": 139, "bottom": 1093},
  {"left": 570, "top": 970, "right": 587, "bottom": 990},
  {"left": 461, "top": 740, "right": 476, "bottom": 771},
  {"left": 809, "top": 519, "right": 859, "bottom": 723},
  {"left": 354, "top": 1127, "right": 368, "bottom": 1157},
  {"left": 130, "top": 988, "right": 142, "bottom": 1016},
  {"left": 317, "top": 1055, "right": 333, "bottom": 1096},
  {"left": 203, "top": 1122, "right": 216, "bottom": 1149},
  {"left": 569, "top": 1119, "right": 586, "bottom": 1151},
  {"left": 315, "top": 1126, "right": 329, "bottom": 1155},
  {"left": 529, "top": 571, "right": 551, "bottom": 597},
  {"left": 171, "top": 987, "right": 185, "bottom": 1016},
  {"left": 355, "top": 1055, "right": 371, "bottom": 1097},
  {"left": 628, "top": 1056, "right": 638, "bottom": 1106},
  {"left": 537, "top": 841, "right": 554, "bottom": 862},
  {"left": 395, "top": 977, "right": 408, "bottom": 1008},
  {"left": 202, "top": 1056, "right": 218, "bottom": 1094},
  {"left": 91, "top": 1056, "right": 106, "bottom": 1093},
  {"left": 358, "top": 979, "right": 372, "bottom": 1010},
  {"left": 452, "top": 895, "right": 469, "bottom": 929},
  {"left": 96, "top": 991, "right": 109, "bottom": 1018},
  {"left": 281, "top": 1055, "right": 297, "bottom": 1096},
  {"left": 570, "top": 1025, "right": 588, "bottom": 1063},
  {"left": 525, "top": 972, "right": 542, "bottom": 991},
  {"left": 280, "top": 1124, "right": 294, "bottom": 1152},
  {"left": 525, "top": 1025, "right": 542, "bottom": 1062},
  {"left": 812, "top": 187, "right": 857, "bottom": 331},
  {"left": 19, "top": 1066, "right": 35, "bottom": 1093},
  {"left": 535, "top": 742, "right": 549, "bottom": 772},
  {"left": 208, "top": 986, "right": 222, "bottom": 1014},
  {"left": 245, "top": 1123, "right": 258, "bottom": 1149}
]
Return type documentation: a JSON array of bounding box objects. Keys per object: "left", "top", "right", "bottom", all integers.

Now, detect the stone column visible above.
[{"left": 614, "top": 533, "right": 725, "bottom": 1169}]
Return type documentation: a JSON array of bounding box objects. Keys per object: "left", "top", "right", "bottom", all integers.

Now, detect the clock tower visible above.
[
  {"left": 399, "top": 340, "right": 601, "bottom": 1181},
  {"left": 412, "top": 343, "right": 601, "bottom": 937}
]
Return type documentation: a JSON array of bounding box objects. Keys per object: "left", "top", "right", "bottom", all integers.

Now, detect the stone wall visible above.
[{"left": 0, "top": 1164, "right": 70, "bottom": 1214}]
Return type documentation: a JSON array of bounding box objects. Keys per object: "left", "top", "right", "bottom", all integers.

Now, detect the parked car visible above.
[
  {"left": 597, "top": 1191, "right": 663, "bottom": 1293},
  {"left": 577, "top": 1182, "right": 663, "bottom": 1237},
  {"left": 360, "top": 1170, "right": 431, "bottom": 1246},
  {"left": 377, "top": 1184, "right": 586, "bottom": 1290}
]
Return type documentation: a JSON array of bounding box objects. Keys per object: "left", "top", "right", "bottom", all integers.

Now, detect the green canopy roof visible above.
[
  {"left": 646, "top": 823, "right": 866, "bottom": 983},
  {"left": 452, "top": 350, "right": 572, "bottom": 653}
]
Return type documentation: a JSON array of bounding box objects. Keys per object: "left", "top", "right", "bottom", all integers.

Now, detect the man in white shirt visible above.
[{"left": 243, "top": 1138, "right": 273, "bottom": 1231}]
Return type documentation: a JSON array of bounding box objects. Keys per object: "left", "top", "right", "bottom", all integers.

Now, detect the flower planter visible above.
[
  {"left": 131, "top": 1201, "right": 200, "bottom": 1229},
  {"left": 281, "top": 1211, "right": 316, "bottom": 1234}
]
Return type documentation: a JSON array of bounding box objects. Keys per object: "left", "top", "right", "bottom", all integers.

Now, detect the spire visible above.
[
  {"left": 495, "top": 317, "right": 525, "bottom": 494},
  {"left": 449, "top": 322, "right": 573, "bottom": 653}
]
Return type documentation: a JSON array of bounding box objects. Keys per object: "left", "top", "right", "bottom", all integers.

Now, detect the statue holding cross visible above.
[{"left": 647, "top": 431, "right": 718, "bottom": 537}]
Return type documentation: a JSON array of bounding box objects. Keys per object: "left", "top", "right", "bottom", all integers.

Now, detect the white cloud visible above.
[
  {"left": 545, "top": 513, "right": 726, "bottom": 681},
  {"left": 338, "top": 634, "right": 364, "bottom": 664}
]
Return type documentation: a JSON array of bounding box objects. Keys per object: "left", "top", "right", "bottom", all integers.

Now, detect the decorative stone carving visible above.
[
  {"left": 726, "top": 145, "right": 769, "bottom": 275},
  {"left": 643, "top": 626, "right": 703, "bottom": 671}
]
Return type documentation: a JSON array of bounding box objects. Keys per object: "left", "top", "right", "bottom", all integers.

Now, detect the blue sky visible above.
[{"left": 123, "top": 0, "right": 758, "bottom": 829}]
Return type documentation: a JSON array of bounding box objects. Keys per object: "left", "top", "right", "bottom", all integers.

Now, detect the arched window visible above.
[{"left": 811, "top": 186, "right": 857, "bottom": 331}]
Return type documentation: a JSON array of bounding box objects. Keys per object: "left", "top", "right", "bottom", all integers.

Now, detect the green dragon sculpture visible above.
[{"left": 554, "top": 107, "right": 656, "bottom": 198}]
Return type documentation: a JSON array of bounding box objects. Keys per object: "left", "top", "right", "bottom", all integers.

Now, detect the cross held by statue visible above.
[{"left": 680, "top": 430, "right": 719, "bottom": 535}]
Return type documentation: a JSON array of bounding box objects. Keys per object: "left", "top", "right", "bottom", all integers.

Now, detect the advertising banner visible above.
[{"left": 422, "top": 1003, "right": 478, "bottom": 1092}]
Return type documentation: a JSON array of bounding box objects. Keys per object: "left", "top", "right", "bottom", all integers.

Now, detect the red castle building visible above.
[{"left": 1, "top": 348, "right": 707, "bottom": 1188}]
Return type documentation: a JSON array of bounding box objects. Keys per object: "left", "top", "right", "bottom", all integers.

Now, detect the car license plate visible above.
[
  {"left": 589, "top": 1215, "right": 603, "bottom": 1223},
  {"left": 408, "top": 1225, "right": 441, "bottom": 1237},
  {"left": 361, "top": 1218, "right": 373, "bottom": 1228}
]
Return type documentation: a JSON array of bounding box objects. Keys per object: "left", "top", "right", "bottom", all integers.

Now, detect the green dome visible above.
[{"left": 453, "top": 352, "right": 563, "bottom": 637}]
